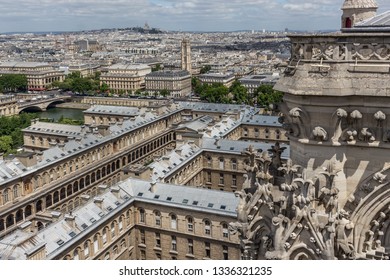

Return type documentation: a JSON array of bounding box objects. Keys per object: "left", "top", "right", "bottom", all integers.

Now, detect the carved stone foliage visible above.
[
  {"left": 287, "top": 107, "right": 310, "bottom": 142},
  {"left": 232, "top": 151, "right": 364, "bottom": 260},
  {"left": 331, "top": 108, "right": 381, "bottom": 144},
  {"left": 312, "top": 126, "right": 328, "bottom": 142}
]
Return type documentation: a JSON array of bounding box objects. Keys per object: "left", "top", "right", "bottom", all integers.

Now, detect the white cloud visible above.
[{"left": 0, "top": 0, "right": 390, "bottom": 32}]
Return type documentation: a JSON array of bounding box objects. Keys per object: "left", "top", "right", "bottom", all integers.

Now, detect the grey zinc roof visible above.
[
  {"left": 23, "top": 121, "right": 83, "bottom": 137},
  {"left": 149, "top": 142, "right": 201, "bottom": 181},
  {"left": 84, "top": 105, "right": 140, "bottom": 116},
  {"left": 242, "top": 114, "right": 283, "bottom": 127},
  {"left": 0, "top": 61, "right": 49, "bottom": 68},
  {"left": 129, "top": 179, "right": 239, "bottom": 214},
  {"left": 177, "top": 115, "right": 214, "bottom": 132},
  {"left": 0, "top": 159, "right": 27, "bottom": 182},
  {"left": 202, "top": 138, "right": 290, "bottom": 159},
  {"left": 0, "top": 228, "right": 45, "bottom": 260},
  {"left": 355, "top": 11, "right": 390, "bottom": 27}
]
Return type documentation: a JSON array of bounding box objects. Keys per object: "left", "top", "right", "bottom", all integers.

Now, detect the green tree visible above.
[
  {"left": 254, "top": 84, "right": 284, "bottom": 108},
  {"left": 200, "top": 83, "right": 231, "bottom": 103},
  {"left": 200, "top": 65, "right": 211, "bottom": 74},
  {"left": 100, "top": 82, "right": 110, "bottom": 93},
  {"left": 152, "top": 64, "right": 161, "bottom": 72},
  {"left": 0, "top": 113, "right": 37, "bottom": 155},
  {"left": 0, "top": 135, "right": 13, "bottom": 154},
  {"left": 159, "top": 89, "right": 170, "bottom": 97},
  {"left": 0, "top": 74, "right": 28, "bottom": 92},
  {"left": 229, "top": 81, "right": 249, "bottom": 105}
]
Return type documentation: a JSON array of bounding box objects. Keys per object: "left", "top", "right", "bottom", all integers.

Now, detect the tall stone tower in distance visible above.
[
  {"left": 181, "top": 39, "right": 192, "bottom": 74},
  {"left": 341, "top": 0, "right": 378, "bottom": 28}
]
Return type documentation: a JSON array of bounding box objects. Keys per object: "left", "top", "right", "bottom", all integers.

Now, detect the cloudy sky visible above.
[{"left": 1, "top": 0, "right": 390, "bottom": 33}]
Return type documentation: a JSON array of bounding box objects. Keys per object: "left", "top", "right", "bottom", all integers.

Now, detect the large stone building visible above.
[
  {"left": 99, "top": 64, "right": 151, "bottom": 93},
  {"left": 0, "top": 62, "right": 65, "bottom": 91},
  {"left": 145, "top": 70, "right": 192, "bottom": 98},
  {"left": 233, "top": 0, "right": 390, "bottom": 260},
  {"left": 198, "top": 72, "right": 236, "bottom": 88},
  {"left": 0, "top": 99, "right": 287, "bottom": 260}
]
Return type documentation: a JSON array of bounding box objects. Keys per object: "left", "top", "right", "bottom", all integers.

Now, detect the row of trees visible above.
[
  {"left": 0, "top": 74, "right": 28, "bottom": 92},
  {"left": 192, "top": 78, "right": 283, "bottom": 108},
  {"left": 52, "top": 71, "right": 109, "bottom": 94},
  {"left": 0, "top": 113, "right": 38, "bottom": 155}
]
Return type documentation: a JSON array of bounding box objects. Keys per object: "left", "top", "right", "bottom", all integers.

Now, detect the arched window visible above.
[
  {"left": 111, "top": 222, "right": 116, "bottom": 237},
  {"left": 154, "top": 211, "right": 161, "bottom": 226},
  {"left": 170, "top": 214, "right": 177, "bottom": 229},
  {"left": 346, "top": 17, "right": 352, "bottom": 28},
  {"left": 204, "top": 219, "right": 211, "bottom": 235},
  {"left": 84, "top": 241, "right": 90, "bottom": 258},
  {"left": 119, "top": 216, "right": 124, "bottom": 231},
  {"left": 2, "top": 189, "right": 9, "bottom": 204},
  {"left": 73, "top": 248, "right": 79, "bottom": 260},
  {"left": 222, "top": 223, "right": 229, "bottom": 238},
  {"left": 139, "top": 208, "right": 145, "bottom": 223},
  {"left": 93, "top": 235, "right": 99, "bottom": 253},
  {"left": 102, "top": 228, "right": 108, "bottom": 245},
  {"left": 219, "top": 158, "right": 224, "bottom": 169},
  {"left": 187, "top": 216, "right": 194, "bottom": 232},
  {"left": 206, "top": 155, "right": 212, "bottom": 167},
  {"left": 231, "top": 159, "right": 237, "bottom": 170}
]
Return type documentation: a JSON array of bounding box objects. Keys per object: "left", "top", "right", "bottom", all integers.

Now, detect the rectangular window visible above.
[
  {"left": 140, "top": 229, "right": 145, "bottom": 244},
  {"left": 219, "top": 173, "right": 224, "bottom": 185},
  {"left": 207, "top": 172, "right": 211, "bottom": 183},
  {"left": 205, "top": 242, "right": 211, "bottom": 258},
  {"left": 155, "top": 233, "right": 161, "bottom": 248},
  {"left": 140, "top": 250, "right": 146, "bottom": 260},
  {"left": 188, "top": 239, "right": 193, "bottom": 255},
  {"left": 171, "top": 236, "right": 177, "bottom": 251},
  {"left": 223, "top": 245, "right": 228, "bottom": 260},
  {"left": 232, "top": 175, "right": 237, "bottom": 186}
]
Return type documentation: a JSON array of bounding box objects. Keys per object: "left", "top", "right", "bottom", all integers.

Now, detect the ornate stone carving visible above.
[
  {"left": 332, "top": 108, "right": 348, "bottom": 145},
  {"left": 374, "top": 111, "right": 386, "bottom": 142},
  {"left": 351, "top": 44, "right": 390, "bottom": 61},
  {"left": 232, "top": 149, "right": 376, "bottom": 260},
  {"left": 288, "top": 107, "right": 309, "bottom": 142},
  {"left": 359, "top": 127, "right": 375, "bottom": 142},
  {"left": 312, "top": 126, "right": 328, "bottom": 142}
]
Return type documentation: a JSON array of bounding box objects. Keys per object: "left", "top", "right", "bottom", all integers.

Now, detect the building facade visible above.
[
  {"left": 0, "top": 62, "right": 65, "bottom": 91},
  {"left": 100, "top": 64, "right": 151, "bottom": 93},
  {"left": 145, "top": 70, "right": 191, "bottom": 98},
  {"left": 198, "top": 73, "right": 236, "bottom": 88}
]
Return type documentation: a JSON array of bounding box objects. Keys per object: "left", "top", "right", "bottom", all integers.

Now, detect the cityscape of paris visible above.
[{"left": 1, "top": 0, "right": 390, "bottom": 265}]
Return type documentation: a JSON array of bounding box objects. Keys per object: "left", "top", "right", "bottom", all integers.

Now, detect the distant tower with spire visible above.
[
  {"left": 341, "top": 0, "right": 378, "bottom": 28},
  {"left": 181, "top": 39, "right": 192, "bottom": 74}
]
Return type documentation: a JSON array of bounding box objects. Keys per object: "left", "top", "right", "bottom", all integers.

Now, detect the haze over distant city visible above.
[{"left": 1, "top": 0, "right": 390, "bottom": 33}]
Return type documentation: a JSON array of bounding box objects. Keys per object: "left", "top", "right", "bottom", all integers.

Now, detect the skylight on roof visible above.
[
  {"left": 207, "top": 203, "right": 214, "bottom": 208},
  {"left": 182, "top": 199, "right": 188, "bottom": 204},
  {"left": 166, "top": 197, "right": 172, "bottom": 201}
]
